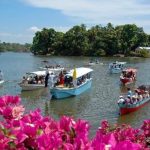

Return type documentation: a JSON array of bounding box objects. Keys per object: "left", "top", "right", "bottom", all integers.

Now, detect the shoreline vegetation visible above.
[
  {"left": 0, "top": 42, "right": 31, "bottom": 52},
  {"left": 30, "top": 23, "right": 150, "bottom": 58},
  {"left": 1, "top": 23, "right": 150, "bottom": 58}
]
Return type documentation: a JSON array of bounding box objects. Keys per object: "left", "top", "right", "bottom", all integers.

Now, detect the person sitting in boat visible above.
[
  {"left": 145, "top": 91, "right": 150, "bottom": 98},
  {"left": 131, "top": 95, "right": 137, "bottom": 104},
  {"left": 125, "top": 95, "right": 132, "bottom": 105},
  {"left": 138, "top": 93, "right": 143, "bottom": 102},
  {"left": 22, "top": 76, "right": 28, "bottom": 84},
  {"left": 118, "top": 96, "right": 125, "bottom": 105}
]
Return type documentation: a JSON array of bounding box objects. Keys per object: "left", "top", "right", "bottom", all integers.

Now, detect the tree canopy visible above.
[
  {"left": 0, "top": 41, "right": 31, "bottom": 52},
  {"left": 31, "top": 23, "right": 150, "bottom": 57}
]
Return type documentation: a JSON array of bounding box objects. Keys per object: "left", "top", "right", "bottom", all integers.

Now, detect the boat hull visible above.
[
  {"left": 51, "top": 79, "right": 92, "bottom": 99},
  {"left": 119, "top": 97, "right": 150, "bottom": 115},
  {"left": 110, "top": 68, "right": 122, "bottom": 74},
  {"left": 19, "top": 83, "right": 45, "bottom": 91}
]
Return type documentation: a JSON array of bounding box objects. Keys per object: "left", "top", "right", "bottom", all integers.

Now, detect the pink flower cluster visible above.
[{"left": 0, "top": 95, "right": 149, "bottom": 150}]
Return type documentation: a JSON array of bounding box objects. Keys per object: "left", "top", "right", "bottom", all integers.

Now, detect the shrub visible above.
[{"left": 0, "top": 95, "right": 149, "bottom": 149}]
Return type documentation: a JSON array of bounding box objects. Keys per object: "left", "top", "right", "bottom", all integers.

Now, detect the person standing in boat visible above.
[
  {"left": 45, "top": 70, "right": 49, "bottom": 87},
  {"left": 59, "top": 71, "right": 64, "bottom": 85},
  {"left": 127, "top": 88, "right": 132, "bottom": 97}
]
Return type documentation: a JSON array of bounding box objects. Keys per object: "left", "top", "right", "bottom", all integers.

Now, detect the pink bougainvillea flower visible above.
[
  {"left": 12, "top": 105, "right": 25, "bottom": 119},
  {"left": 16, "top": 132, "right": 28, "bottom": 144},
  {"left": 2, "top": 106, "right": 12, "bottom": 119},
  {"left": 37, "top": 132, "right": 62, "bottom": 150},
  {"left": 59, "top": 116, "right": 75, "bottom": 132},
  {"left": 115, "top": 140, "right": 142, "bottom": 150}
]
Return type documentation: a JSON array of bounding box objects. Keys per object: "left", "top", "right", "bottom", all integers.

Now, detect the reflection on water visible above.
[
  {"left": 20, "top": 88, "right": 50, "bottom": 100},
  {"left": 0, "top": 52, "right": 150, "bottom": 135}
]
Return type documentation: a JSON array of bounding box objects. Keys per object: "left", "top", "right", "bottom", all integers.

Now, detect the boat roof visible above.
[
  {"left": 110, "top": 61, "right": 126, "bottom": 65},
  {"left": 26, "top": 71, "right": 52, "bottom": 76},
  {"left": 123, "top": 68, "right": 137, "bottom": 72},
  {"left": 66, "top": 67, "right": 93, "bottom": 78}
]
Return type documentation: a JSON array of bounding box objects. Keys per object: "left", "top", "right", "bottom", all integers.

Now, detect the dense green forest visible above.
[
  {"left": 0, "top": 42, "right": 31, "bottom": 52},
  {"left": 31, "top": 23, "right": 150, "bottom": 57}
]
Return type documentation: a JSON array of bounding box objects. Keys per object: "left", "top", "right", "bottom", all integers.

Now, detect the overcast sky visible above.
[{"left": 0, "top": 0, "right": 150, "bottom": 43}]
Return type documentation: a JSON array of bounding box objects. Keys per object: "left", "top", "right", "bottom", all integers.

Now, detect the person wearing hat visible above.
[
  {"left": 118, "top": 96, "right": 125, "bottom": 104},
  {"left": 131, "top": 95, "right": 137, "bottom": 104}
]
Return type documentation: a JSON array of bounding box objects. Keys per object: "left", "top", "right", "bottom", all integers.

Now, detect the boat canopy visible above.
[
  {"left": 26, "top": 71, "right": 52, "bottom": 76},
  {"left": 123, "top": 68, "right": 137, "bottom": 73},
  {"left": 66, "top": 67, "right": 93, "bottom": 78},
  {"left": 110, "top": 61, "right": 126, "bottom": 65}
]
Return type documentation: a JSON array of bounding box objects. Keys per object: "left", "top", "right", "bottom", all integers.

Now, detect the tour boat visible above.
[
  {"left": 118, "top": 86, "right": 150, "bottom": 115},
  {"left": 109, "top": 61, "right": 126, "bottom": 74},
  {"left": 19, "top": 71, "right": 55, "bottom": 91},
  {"left": 50, "top": 67, "right": 93, "bottom": 99},
  {"left": 120, "top": 68, "right": 137, "bottom": 85}
]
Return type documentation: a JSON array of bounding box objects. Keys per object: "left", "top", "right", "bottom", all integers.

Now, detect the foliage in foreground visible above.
[{"left": 0, "top": 95, "right": 150, "bottom": 150}]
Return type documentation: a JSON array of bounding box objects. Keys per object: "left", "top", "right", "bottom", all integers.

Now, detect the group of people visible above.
[
  {"left": 121, "top": 70, "right": 136, "bottom": 80},
  {"left": 45, "top": 64, "right": 62, "bottom": 69},
  {"left": 118, "top": 88, "right": 150, "bottom": 105},
  {"left": 53, "top": 71, "right": 91, "bottom": 88},
  {"left": 54, "top": 71, "right": 73, "bottom": 88},
  {"left": 22, "top": 75, "right": 45, "bottom": 85},
  {"left": 111, "top": 63, "right": 123, "bottom": 69}
]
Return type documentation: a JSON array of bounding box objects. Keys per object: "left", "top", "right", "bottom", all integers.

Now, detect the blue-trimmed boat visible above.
[
  {"left": 50, "top": 67, "right": 93, "bottom": 99},
  {"left": 109, "top": 61, "right": 126, "bottom": 74}
]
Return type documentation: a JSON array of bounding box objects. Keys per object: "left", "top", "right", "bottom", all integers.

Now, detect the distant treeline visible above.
[
  {"left": 0, "top": 42, "right": 31, "bottom": 52},
  {"left": 31, "top": 23, "right": 150, "bottom": 57}
]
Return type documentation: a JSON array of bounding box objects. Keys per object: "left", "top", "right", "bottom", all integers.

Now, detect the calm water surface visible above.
[{"left": 0, "top": 52, "right": 150, "bottom": 135}]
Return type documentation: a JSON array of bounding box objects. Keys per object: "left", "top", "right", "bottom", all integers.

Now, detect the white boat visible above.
[
  {"left": 109, "top": 61, "right": 126, "bottom": 74},
  {"left": 19, "top": 71, "right": 55, "bottom": 91},
  {"left": 0, "top": 80, "right": 4, "bottom": 85},
  {"left": 0, "top": 71, "right": 4, "bottom": 85},
  {"left": 50, "top": 67, "right": 93, "bottom": 99},
  {"left": 39, "top": 65, "right": 64, "bottom": 72}
]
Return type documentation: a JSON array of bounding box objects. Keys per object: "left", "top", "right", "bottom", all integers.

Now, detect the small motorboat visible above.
[
  {"left": 120, "top": 68, "right": 137, "bottom": 85},
  {"left": 118, "top": 85, "right": 150, "bottom": 115},
  {"left": 50, "top": 67, "right": 93, "bottom": 99},
  {"left": 109, "top": 61, "right": 126, "bottom": 74}
]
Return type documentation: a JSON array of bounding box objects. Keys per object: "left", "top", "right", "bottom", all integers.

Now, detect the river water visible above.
[{"left": 0, "top": 52, "right": 150, "bottom": 135}]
